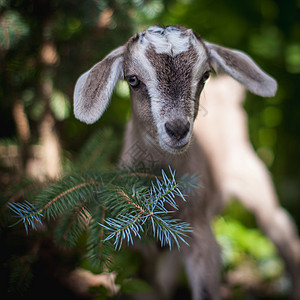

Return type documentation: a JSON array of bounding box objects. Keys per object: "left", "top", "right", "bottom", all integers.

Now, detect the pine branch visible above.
[
  {"left": 99, "top": 167, "right": 193, "bottom": 250},
  {"left": 36, "top": 174, "right": 102, "bottom": 220},
  {"left": 7, "top": 174, "right": 101, "bottom": 235},
  {"left": 8, "top": 201, "right": 43, "bottom": 234},
  {"left": 42, "top": 178, "right": 100, "bottom": 211},
  {"left": 98, "top": 206, "right": 106, "bottom": 258},
  {"left": 73, "top": 128, "right": 119, "bottom": 171},
  {"left": 54, "top": 203, "right": 91, "bottom": 246},
  {"left": 8, "top": 166, "right": 196, "bottom": 261},
  {"left": 149, "top": 214, "right": 192, "bottom": 249},
  {"left": 102, "top": 213, "right": 145, "bottom": 250},
  {"left": 87, "top": 215, "right": 115, "bottom": 267}
]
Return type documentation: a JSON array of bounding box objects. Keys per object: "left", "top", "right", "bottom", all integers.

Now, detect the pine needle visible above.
[{"left": 8, "top": 201, "right": 43, "bottom": 234}]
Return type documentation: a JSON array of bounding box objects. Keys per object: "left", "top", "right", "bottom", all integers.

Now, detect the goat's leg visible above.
[
  {"left": 257, "top": 206, "right": 300, "bottom": 300},
  {"left": 155, "top": 250, "right": 182, "bottom": 299},
  {"left": 182, "top": 222, "right": 221, "bottom": 300},
  {"left": 224, "top": 151, "right": 300, "bottom": 299}
]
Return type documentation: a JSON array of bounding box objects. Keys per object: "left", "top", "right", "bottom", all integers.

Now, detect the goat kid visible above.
[{"left": 73, "top": 26, "right": 287, "bottom": 300}]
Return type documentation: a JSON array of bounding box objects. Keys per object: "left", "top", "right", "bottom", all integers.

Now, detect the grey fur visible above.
[
  {"left": 72, "top": 26, "right": 300, "bottom": 300},
  {"left": 204, "top": 42, "right": 277, "bottom": 97}
]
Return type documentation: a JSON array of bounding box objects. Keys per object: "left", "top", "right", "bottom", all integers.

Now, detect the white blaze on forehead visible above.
[
  {"left": 140, "top": 26, "right": 192, "bottom": 56},
  {"left": 130, "top": 26, "right": 210, "bottom": 149}
]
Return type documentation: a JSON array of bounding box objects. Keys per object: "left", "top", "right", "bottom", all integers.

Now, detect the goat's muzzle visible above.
[
  {"left": 165, "top": 120, "right": 190, "bottom": 141},
  {"left": 163, "top": 119, "right": 191, "bottom": 152}
]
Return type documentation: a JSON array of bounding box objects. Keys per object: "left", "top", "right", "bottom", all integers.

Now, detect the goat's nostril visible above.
[{"left": 165, "top": 120, "right": 190, "bottom": 141}]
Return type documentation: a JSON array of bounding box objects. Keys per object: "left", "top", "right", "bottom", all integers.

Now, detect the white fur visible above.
[
  {"left": 142, "top": 26, "right": 191, "bottom": 56},
  {"left": 73, "top": 54, "right": 123, "bottom": 124}
]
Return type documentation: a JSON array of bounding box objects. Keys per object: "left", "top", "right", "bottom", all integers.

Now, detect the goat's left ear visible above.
[
  {"left": 204, "top": 42, "right": 277, "bottom": 97},
  {"left": 73, "top": 46, "right": 124, "bottom": 124}
]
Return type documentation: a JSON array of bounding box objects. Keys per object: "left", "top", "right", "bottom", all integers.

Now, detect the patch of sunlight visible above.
[
  {"left": 258, "top": 127, "right": 277, "bottom": 147},
  {"left": 262, "top": 106, "right": 282, "bottom": 127},
  {"left": 115, "top": 81, "right": 130, "bottom": 98},
  {"left": 285, "top": 43, "right": 300, "bottom": 73},
  {"left": 249, "top": 25, "right": 282, "bottom": 59},
  {"left": 50, "top": 89, "right": 71, "bottom": 121},
  {"left": 67, "top": 17, "right": 82, "bottom": 34},
  {"left": 260, "top": 0, "right": 279, "bottom": 20},
  {"left": 214, "top": 217, "right": 284, "bottom": 280}
]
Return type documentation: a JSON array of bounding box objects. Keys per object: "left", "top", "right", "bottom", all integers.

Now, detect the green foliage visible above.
[
  {"left": 214, "top": 215, "right": 283, "bottom": 281},
  {"left": 214, "top": 201, "right": 285, "bottom": 296},
  {"left": 72, "top": 128, "right": 120, "bottom": 171},
  {"left": 8, "top": 255, "right": 35, "bottom": 295},
  {"left": 120, "top": 278, "right": 152, "bottom": 294}
]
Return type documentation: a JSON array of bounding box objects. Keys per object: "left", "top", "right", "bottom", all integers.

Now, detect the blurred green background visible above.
[{"left": 0, "top": 0, "right": 299, "bottom": 299}]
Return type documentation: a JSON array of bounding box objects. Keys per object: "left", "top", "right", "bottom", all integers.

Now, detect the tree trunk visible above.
[
  {"left": 12, "top": 97, "right": 31, "bottom": 175},
  {"left": 38, "top": 69, "right": 61, "bottom": 179}
]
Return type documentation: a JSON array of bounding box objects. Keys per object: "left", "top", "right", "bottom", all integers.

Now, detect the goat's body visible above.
[{"left": 74, "top": 26, "right": 299, "bottom": 300}]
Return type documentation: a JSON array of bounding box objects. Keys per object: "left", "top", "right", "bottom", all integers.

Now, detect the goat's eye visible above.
[
  {"left": 128, "top": 76, "right": 140, "bottom": 87},
  {"left": 201, "top": 71, "right": 211, "bottom": 83}
]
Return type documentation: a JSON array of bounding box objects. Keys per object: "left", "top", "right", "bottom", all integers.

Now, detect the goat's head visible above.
[{"left": 74, "top": 25, "right": 277, "bottom": 154}]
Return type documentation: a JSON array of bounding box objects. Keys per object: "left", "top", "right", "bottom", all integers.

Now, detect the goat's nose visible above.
[{"left": 165, "top": 119, "right": 190, "bottom": 141}]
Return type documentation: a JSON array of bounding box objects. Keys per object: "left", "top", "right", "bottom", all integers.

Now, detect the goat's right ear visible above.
[
  {"left": 73, "top": 46, "right": 124, "bottom": 124},
  {"left": 204, "top": 42, "right": 277, "bottom": 97}
]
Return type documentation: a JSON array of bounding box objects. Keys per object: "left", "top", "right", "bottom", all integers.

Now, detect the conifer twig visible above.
[
  {"left": 116, "top": 189, "right": 147, "bottom": 215},
  {"left": 43, "top": 179, "right": 101, "bottom": 211},
  {"left": 100, "top": 167, "right": 193, "bottom": 250},
  {"left": 98, "top": 206, "right": 106, "bottom": 261},
  {"left": 8, "top": 201, "right": 43, "bottom": 233}
]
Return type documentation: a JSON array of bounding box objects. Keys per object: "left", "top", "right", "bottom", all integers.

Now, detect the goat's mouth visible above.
[{"left": 160, "top": 138, "right": 190, "bottom": 154}]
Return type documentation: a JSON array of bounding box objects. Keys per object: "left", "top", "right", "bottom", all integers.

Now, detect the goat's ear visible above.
[
  {"left": 204, "top": 42, "right": 277, "bottom": 97},
  {"left": 73, "top": 46, "right": 124, "bottom": 124}
]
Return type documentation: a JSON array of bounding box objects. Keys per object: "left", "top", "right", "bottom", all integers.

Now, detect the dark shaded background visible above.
[{"left": 0, "top": 0, "right": 299, "bottom": 299}]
